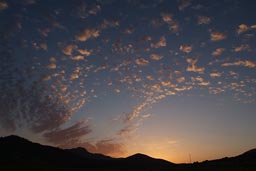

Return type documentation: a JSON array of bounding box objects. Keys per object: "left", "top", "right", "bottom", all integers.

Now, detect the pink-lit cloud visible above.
[
  {"left": 186, "top": 58, "right": 205, "bottom": 73},
  {"left": 233, "top": 44, "right": 250, "bottom": 52},
  {"left": 150, "top": 53, "right": 163, "bottom": 60},
  {"left": 212, "top": 48, "right": 225, "bottom": 56},
  {"left": 210, "top": 32, "right": 227, "bottom": 41},
  {"left": 222, "top": 60, "right": 256, "bottom": 68},
  {"left": 180, "top": 45, "right": 192, "bottom": 53},
  {"left": 44, "top": 119, "right": 91, "bottom": 144},
  {"left": 135, "top": 58, "right": 149, "bottom": 66},
  {"left": 75, "top": 29, "right": 100, "bottom": 42},
  {"left": 151, "top": 36, "right": 166, "bottom": 48}
]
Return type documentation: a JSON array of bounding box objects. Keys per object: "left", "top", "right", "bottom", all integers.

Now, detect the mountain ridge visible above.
[{"left": 0, "top": 135, "right": 255, "bottom": 171}]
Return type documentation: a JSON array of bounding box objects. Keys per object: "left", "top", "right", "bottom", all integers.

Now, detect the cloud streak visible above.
[
  {"left": 222, "top": 60, "right": 256, "bottom": 68},
  {"left": 44, "top": 119, "right": 91, "bottom": 144}
]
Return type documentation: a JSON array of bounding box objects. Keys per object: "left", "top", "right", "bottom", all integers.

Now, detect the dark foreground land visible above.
[{"left": 0, "top": 135, "right": 255, "bottom": 171}]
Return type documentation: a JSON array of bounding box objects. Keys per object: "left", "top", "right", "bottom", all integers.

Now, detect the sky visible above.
[{"left": 0, "top": 0, "right": 256, "bottom": 163}]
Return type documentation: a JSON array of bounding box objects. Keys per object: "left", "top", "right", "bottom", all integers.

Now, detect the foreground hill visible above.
[{"left": 0, "top": 135, "right": 255, "bottom": 171}]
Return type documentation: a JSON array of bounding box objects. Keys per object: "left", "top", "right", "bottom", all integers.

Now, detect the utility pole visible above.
[{"left": 189, "top": 153, "right": 192, "bottom": 163}]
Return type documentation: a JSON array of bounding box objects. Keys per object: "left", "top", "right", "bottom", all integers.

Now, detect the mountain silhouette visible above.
[
  {"left": 66, "top": 147, "right": 113, "bottom": 160},
  {"left": 0, "top": 135, "right": 255, "bottom": 171}
]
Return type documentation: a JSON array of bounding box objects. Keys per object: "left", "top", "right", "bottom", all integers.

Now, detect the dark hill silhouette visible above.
[
  {"left": 124, "top": 153, "right": 174, "bottom": 169},
  {"left": 66, "top": 147, "right": 113, "bottom": 160},
  {"left": 0, "top": 135, "right": 94, "bottom": 168},
  {"left": 0, "top": 135, "right": 256, "bottom": 171}
]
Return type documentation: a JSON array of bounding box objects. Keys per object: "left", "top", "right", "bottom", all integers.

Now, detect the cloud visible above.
[
  {"left": 180, "top": 45, "right": 192, "bottom": 53},
  {"left": 46, "top": 57, "right": 57, "bottom": 69},
  {"left": 161, "top": 13, "right": 179, "bottom": 34},
  {"left": 70, "top": 73, "right": 79, "bottom": 80},
  {"left": 212, "top": 48, "right": 225, "bottom": 56},
  {"left": 0, "top": 1, "right": 8, "bottom": 11},
  {"left": 177, "top": 77, "right": 185, "bottom": 83},
  {"left": 191, "top": 76, "right": 210, "bottom": 86},
  {"left": 62, "top": 45, "right": 78, "bottom": 55},
  {"left": 233, "top": 44, "right": 250, "bottom": 52},
  {"left": 167, "top": 140, "right": 178, "bottom": 145},
  {"left": 46, "top": 15, "right": 66, "bottom": 30},
  {"left": 75, "top": 29, "right": 99, "bottom": 42},
  {"left": 198, "top": 81, "right": 210, "bottom": 86},
  {"left": 237, "top": 24, "right": 249, "bottom": 34},
  {"left": 210, "top": 72, "right": 222, "bottom": 78},
  {"left": 142, "top": 114, "right": 152, "bottom": 119},
  {"left": 150, "top": 53, "right": 163, "bottom": 60},
  {"left": 151, "top": 84, "right": 163, "bottom": 92},
  {"left": 236, "top": 24, "right": 256, "bottom": 34},
  {"left": 65, "top": 139, "right": 126, "bottom": 157},
  {"left": 169, "top": 23, "right": 179, "bottom": 33},
  {"left": 197, "top": 16, "right": 211, "bottom": 25},
  {"left": 90, "top": 139, "right": 125, "bottom": 156},
  {"left": 124, "top": 102, "right": 148, "bottom": 122},
  {"left": 186, "top": 58, "right": 205, "bottom": 73},
  {"left": 178, "top": 0, "right": 191, "bottom": 11},
  {"left": 175, "top": 86, "right": 192, "bottom": 92},
  {"left": 38, "top": 28, "right": 50, "bottom": 37},
  {"left": 251, "top": 25, "right": 256, "bottom": 29},
  {"left": 135, "top": 58, "right": 149, "bottom": 66},
  {"left": 161, "top": 13, "right": 173, "bottom": 24},
  {"left": 222, "top": 60, "right": 256, "bottom": 68},
  {"left": 71, "top": 55, "right": 84, "bottom": 61},
  {"left": 58, "top": 138, "right": 125, "bottom": 157},
  {"left": 115, "top": 88, "right": 121, "bottom": 93},
  {"left": 151, "top": 36, "right": 166, "bottom": 48},
  {"left": 161, "top": 81, "right": 175, "bottom": 88},
  {"left": 209, "top": 87, "right": 224, "bottom": 94},
  {"left": 77, "top": 49, "right": 91, "bottom": 56},
  {"left": 117, "top": 124, "right": 136, "bottom": 137},
  {"left": 146, "top": 75, "right": 155, "bottom": 81},
  {"left": 44, "top": 119, "right": 91, "bottom": 144},
  {"left": 210, "top": 32, "right": 227, "bottom": 41},
  {"left": 46, "top": 63, "right": 57, "bottom": 69}
]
